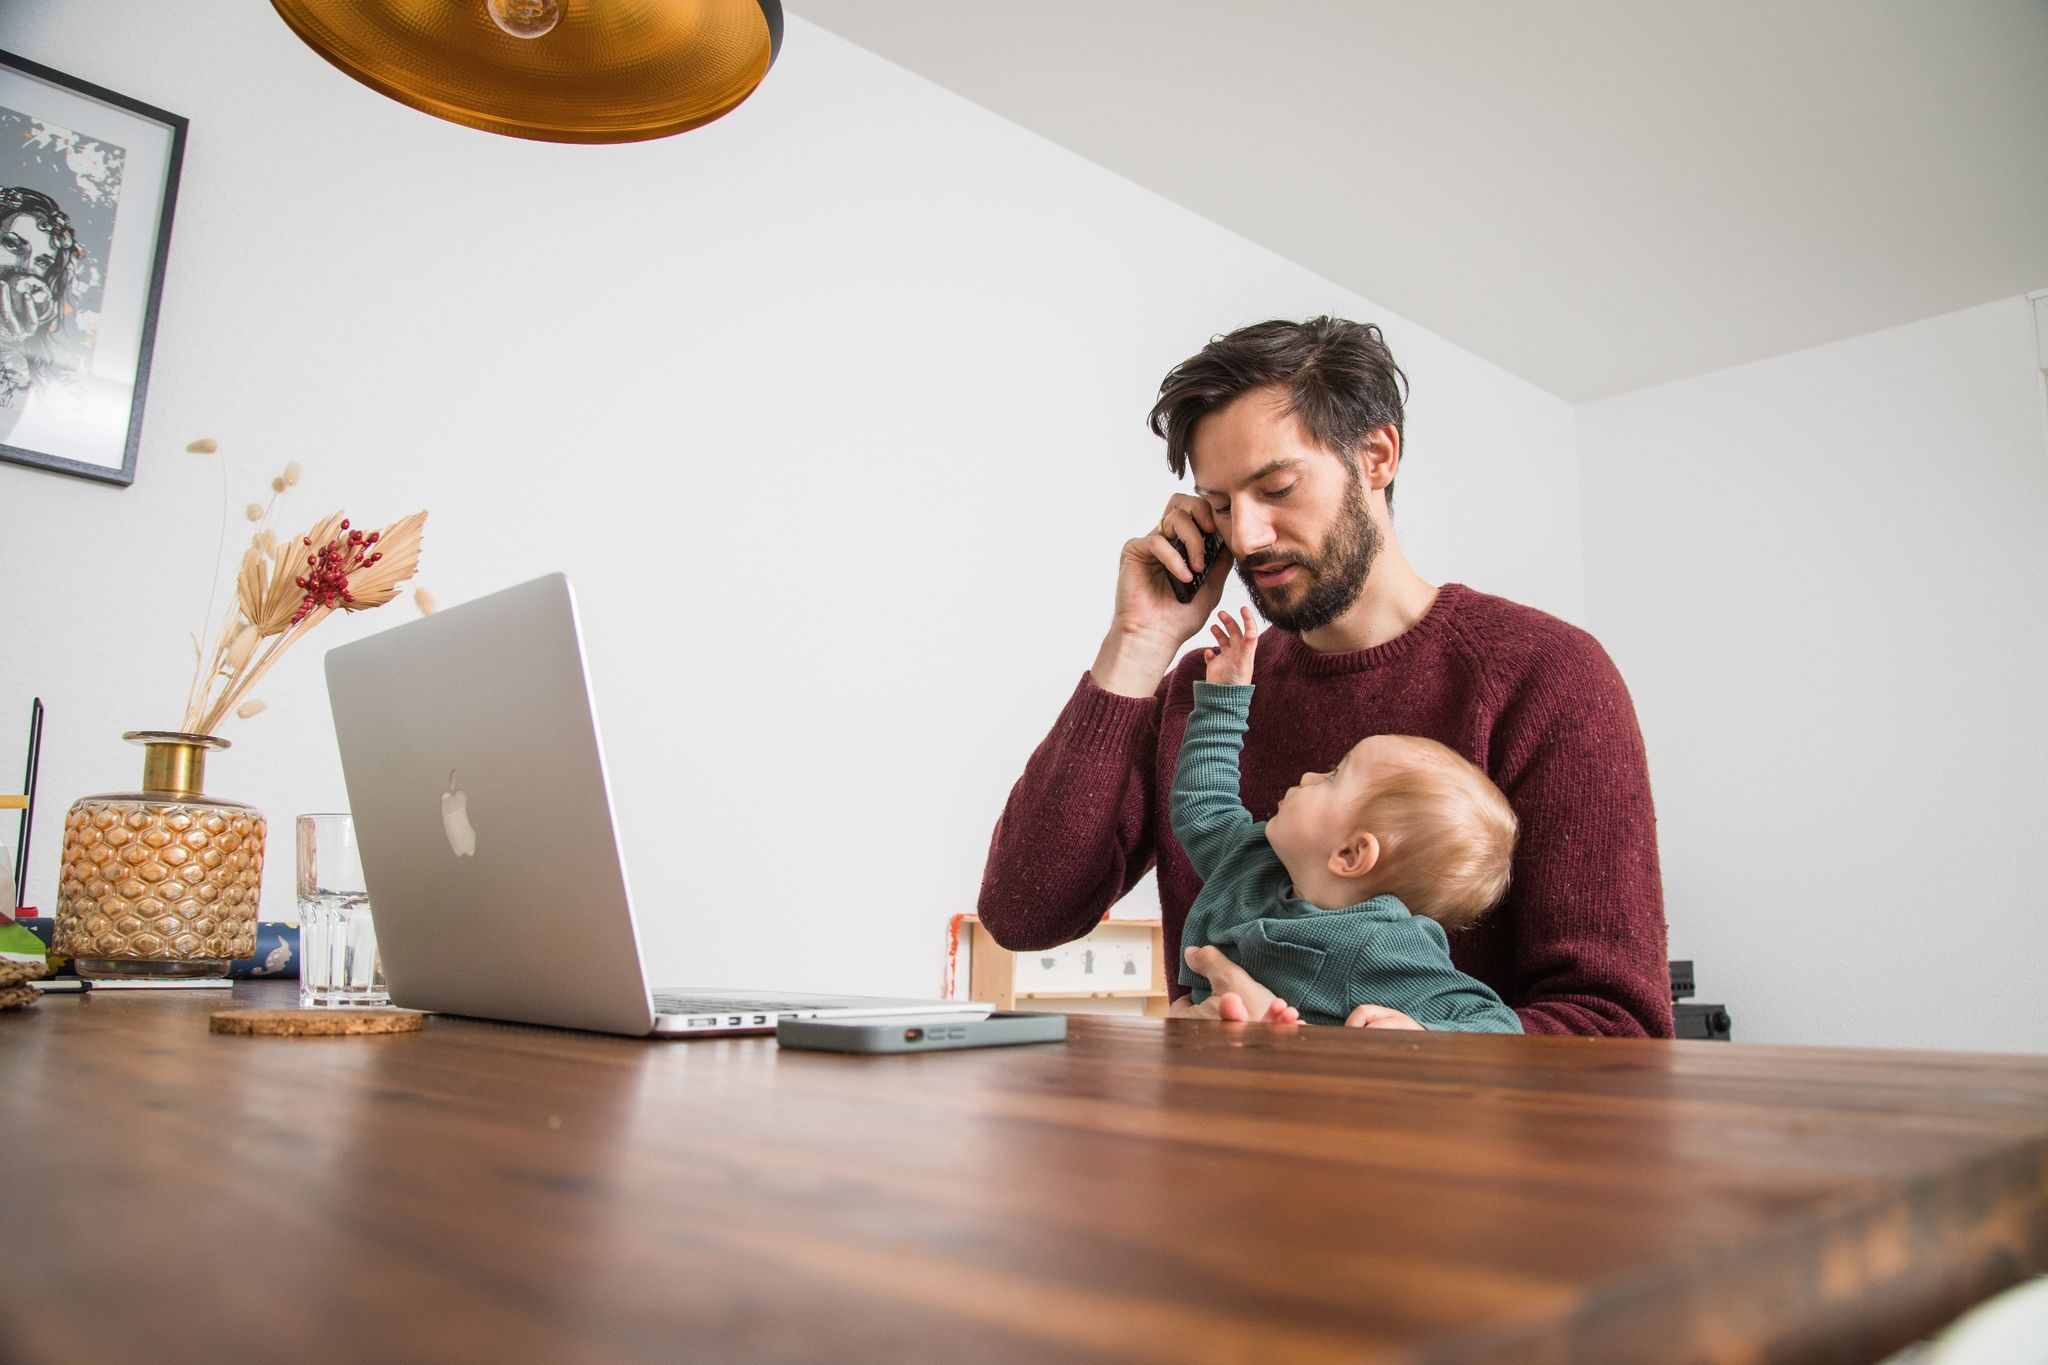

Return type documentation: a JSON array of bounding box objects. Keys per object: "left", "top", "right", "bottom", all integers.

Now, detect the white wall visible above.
[
  {"left": 1578, "top": 296, "right": 2048, "bottom": 1052},
  {"left": 0, "top": 3, "right": 1582, "bottom": 997}
]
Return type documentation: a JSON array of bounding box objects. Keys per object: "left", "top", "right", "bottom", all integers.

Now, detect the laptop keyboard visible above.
[{"left": 652, "top": 993, "right": 809, "bottom": 1016}]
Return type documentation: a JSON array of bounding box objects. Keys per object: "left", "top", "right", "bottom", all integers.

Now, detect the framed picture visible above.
[{"left": 0, "top": 50, "right": 186, "bottom": 487}]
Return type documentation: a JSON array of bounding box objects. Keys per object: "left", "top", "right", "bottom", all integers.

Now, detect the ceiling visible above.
[{"left": 792, "top": 1, "right": 2048, "bottom": 402}]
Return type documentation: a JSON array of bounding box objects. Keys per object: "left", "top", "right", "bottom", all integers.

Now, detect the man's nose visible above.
[
  {"left": 1230, "top": 504, "right": 1276, "bottom": 558},
  {"left": 1301, "top": 771, "right": 1322, "bottom": 786}
]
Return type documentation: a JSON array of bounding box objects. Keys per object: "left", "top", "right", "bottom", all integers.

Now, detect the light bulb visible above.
[{"left": 487, "top": 0, "right": 561, "bottom": 40}]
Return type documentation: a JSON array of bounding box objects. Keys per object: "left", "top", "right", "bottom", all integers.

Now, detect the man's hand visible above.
[
  {"left": 1343, "top": 1004, "right": 1424, "bottom": 1030},
  {"left": 1092, "top": 494, "right": 1234, "bottom": 697},
  {"left": 1203, "top": 607, "right": 1258, "bottom": 685}
]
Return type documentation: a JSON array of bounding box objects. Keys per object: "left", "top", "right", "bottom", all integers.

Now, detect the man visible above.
[{"left": 977, "top": 317, "right": 1671, "bottom": 1036}]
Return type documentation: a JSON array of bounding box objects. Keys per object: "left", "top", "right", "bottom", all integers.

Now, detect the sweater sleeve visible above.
[
  {"left": 1417, "top": 991, "right": 1525, "bottom": 1035},
  {"left": 1488, "top": 631, "right": 1674, "bottom": 1038},
  {"left": 975, "top": 673, "right": 1164, "bottom": 952},
  {"left": 1169, "top": 683, "right": 1259, "bottom": 879}
]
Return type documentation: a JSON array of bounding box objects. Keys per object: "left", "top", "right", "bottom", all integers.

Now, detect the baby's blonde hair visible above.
[{"left": 1352, "top": 738, "right": 1517, "bottom": 930}]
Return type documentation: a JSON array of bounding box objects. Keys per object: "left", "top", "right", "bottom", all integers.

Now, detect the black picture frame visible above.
[{"left": 0, "top": 50, "right": 187, "bottom": 488}]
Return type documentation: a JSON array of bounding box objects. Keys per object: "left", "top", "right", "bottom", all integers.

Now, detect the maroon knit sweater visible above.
[{"left": 978, "top": 583, "right": 1673, "bottom": 1037}]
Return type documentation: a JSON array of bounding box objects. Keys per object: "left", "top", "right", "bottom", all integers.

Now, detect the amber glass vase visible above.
[{"left": 52, "top": 732, "right": 266, "bottom": 979}]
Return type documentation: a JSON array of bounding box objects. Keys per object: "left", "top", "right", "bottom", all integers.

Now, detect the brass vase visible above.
[{"left": 52, "top": 731, "right": 266, "bottom": 979}]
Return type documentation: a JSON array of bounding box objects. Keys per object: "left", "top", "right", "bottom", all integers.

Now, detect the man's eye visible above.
[
  {"left": 1265, "top": 484, "right": 1295, "bottom": 500},
  {"left": 1208, "top": 504, "right": 1230, "bottom": 519}
]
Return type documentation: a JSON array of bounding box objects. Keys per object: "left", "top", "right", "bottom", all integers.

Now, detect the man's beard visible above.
[{"left": 1237, "top": 465, "right": 1380, "bottom": 634}]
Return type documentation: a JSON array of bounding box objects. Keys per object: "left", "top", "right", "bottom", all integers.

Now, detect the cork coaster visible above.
[{"left": 210, "top": 1008, "right": 425, "bottom": 1037}]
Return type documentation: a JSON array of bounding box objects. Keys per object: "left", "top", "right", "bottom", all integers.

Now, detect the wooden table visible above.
[{"left": 4, "top": 981, "right": 2045, "bottom": 1364}]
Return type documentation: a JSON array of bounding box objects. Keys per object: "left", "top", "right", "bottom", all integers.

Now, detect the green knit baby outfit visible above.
[{"left": 1172, "top": 683, "right": 1522, "bottom": 1032}]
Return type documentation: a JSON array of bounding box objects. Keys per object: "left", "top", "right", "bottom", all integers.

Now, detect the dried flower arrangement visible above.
[{"left": 180, "top": 438, "right": 431, "bottom": 736}]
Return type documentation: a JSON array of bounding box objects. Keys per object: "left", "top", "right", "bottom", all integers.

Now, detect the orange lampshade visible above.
[{"left": 270, "top": 0, "right": 784, "bottom": 144}]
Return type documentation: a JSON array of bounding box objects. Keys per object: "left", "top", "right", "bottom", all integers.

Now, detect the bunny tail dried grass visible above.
[
  {"left": 195, "top": 605, "right": 333, "bottom": 735},
  {"left": 177, "top": 445, "right": 429, "bottom": 734},
  {"left": 225, "top": 624, "right": 259, "bottom": 676},
  {"left": 182, "top": 443, "right": 234, "bottom": 726}
]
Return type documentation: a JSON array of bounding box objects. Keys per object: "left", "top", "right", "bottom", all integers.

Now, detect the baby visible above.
[{"left": 1168, "top": 609, "right": 1522, "bottom": 1032}]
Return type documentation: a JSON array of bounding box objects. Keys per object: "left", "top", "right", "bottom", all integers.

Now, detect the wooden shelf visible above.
[{"left": 956, "top": 914, "right": 1169, "bottom": 1017}]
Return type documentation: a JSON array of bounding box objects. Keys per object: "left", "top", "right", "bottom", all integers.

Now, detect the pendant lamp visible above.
[{"left": 270, "top": 0, "right": 784, "bottom": 144}]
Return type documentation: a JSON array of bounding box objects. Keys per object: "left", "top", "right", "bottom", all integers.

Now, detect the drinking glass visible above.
[{"left": 296, "top": 813, "right": 387, "bottom": 1007}]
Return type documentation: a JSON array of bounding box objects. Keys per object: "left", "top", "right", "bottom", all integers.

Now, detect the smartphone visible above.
[
  {"left": 776, "top": 1011, "right": 1067, "bottom": 1054},
  {"left": 1167, "top": 529, "right": 1228, "bottom": 604}
]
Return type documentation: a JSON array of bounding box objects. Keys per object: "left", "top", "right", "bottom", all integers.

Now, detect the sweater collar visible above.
[{"left": 1268, "top": 582, "right": 1468, "bottom": 676}]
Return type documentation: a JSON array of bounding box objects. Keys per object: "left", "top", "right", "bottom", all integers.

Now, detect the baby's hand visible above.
[
  {"left": 1166, "top": 993, "right": 1301, "bottom": 1025},
  {"left": 1203, "top": 607, "right": 1258, "bottom": 685},
  {"left": 1181, "top": 945, "right": 1297, "bottom": 1025}
]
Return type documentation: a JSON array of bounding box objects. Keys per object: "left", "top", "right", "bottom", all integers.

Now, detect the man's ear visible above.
[
  {"left": 1357, "top": 425, "right": 1400, "bottom": 493},
  {"left": 1329, "top": 830, "right": 1381, "bottom": 879}
]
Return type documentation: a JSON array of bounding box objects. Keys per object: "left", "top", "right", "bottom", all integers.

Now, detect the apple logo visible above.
[{"left": 441, "top": 770, "right": 477, "bottom": 857}]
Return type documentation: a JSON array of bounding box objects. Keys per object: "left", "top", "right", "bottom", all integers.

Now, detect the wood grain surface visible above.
[{"left": 3, "top": 980, "right": 2044, "bottom": 1364}]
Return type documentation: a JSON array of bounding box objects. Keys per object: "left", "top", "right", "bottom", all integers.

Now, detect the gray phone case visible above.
[{"left": 775, "top": 1011, "right": 1067, "bottom": 1053}]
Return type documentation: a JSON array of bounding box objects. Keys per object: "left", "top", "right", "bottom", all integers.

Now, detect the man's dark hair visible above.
[{"left": 1148, "top": 316, "right": 1410, "bottom": 511}]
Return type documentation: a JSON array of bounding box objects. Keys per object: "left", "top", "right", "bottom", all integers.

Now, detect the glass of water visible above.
[{"left": 297, "top": 813, "right": 387, "bottom": 1007}]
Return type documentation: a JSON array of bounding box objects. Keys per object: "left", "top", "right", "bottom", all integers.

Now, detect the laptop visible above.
[{"left": 323, "top": 573, "right": 990, "bottom": 1037}]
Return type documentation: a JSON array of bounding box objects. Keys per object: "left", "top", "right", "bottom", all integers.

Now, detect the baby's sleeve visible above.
[
  {"left": 1169, "top": 683, "right": 1259, "bottom": 880},
  {"left": 1418, "top": 986, "right": 1525, "bottom": 1034}
]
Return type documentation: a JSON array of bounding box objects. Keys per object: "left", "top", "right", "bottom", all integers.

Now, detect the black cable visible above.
[{"left": 13, "top": 698, "right": 42, "bottom": 909}]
